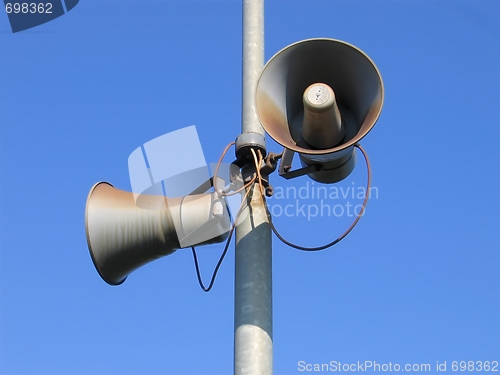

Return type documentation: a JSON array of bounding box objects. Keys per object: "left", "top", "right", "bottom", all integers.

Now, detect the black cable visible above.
[
  {"left": 263, "top": 143, "right": 372, "bottom": 251},
  {"left": 190, "top": 180, "right": 254, "bottom": 293},
  {"left": 191, "top": 224, "right": 235, "bottom": 292},
  {"left": 190, "top": 142, "right": 254, "bottom": 292}
]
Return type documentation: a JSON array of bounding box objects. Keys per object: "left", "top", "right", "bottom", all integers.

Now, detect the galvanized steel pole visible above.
[{"left": 234, "top": 0, "right": 273, "bottom": 374}]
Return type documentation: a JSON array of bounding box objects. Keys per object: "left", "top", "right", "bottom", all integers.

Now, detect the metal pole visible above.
[{"left": 234, "top": 0, "right": 272, "bottom": 374}]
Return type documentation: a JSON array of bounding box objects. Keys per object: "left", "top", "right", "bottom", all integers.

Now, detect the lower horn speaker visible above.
[{"left": 85, "top": 182, "right": 230, "bottom": 285}]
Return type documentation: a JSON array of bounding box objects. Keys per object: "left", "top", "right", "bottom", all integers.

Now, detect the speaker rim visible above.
[
  {"left": 255, "top": 37, "right": 385, "bottom": 155},
  {"left": 85, "top": 181, "right": 127, "bottom": 286}
]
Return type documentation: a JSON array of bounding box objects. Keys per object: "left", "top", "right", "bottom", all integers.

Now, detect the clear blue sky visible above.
[{"left": 0, "top": 1, "right": 499, "bottom": 374}]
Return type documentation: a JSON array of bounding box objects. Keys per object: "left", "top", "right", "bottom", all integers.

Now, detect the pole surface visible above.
[
  {"left": 241, "top": 0, "right": 265, "bottom": 137},
  {"left": 234, "top": 0, "right": 273, "bottom": 374}
]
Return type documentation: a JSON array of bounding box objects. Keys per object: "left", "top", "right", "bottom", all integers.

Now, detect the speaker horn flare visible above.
[
  {"left": 255, "top": 38, "right": 384, "bottom": 183},
  {"left": 85, "top": 182, "right": 230, "bottom": 285}
]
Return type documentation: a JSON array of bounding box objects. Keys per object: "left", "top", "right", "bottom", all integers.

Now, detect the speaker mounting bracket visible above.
[
  {"left": 235, "top": 132, "right": 267, "bottom": 161},
  {"left": 278, "top": 148, "right": 323, "bottom": 180}
]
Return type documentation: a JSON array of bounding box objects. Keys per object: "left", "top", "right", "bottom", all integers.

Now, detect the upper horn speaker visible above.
[{"left": 255, "top": 38, "right": 384, "bottom": 183}]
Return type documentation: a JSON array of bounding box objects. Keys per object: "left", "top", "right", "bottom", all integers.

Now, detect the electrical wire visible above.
[
  {"left": 191, "top": 141, "right": 257, "bottom": 292},
  {"left": 191, "top": 186, "right": 252, "bottom": 292},
  {"left": 222, "top": 175, "right": 256, "bottom": 197},
  {"left": 191, "top": 231, "right": 233, "bottom": 292},
  {"left": 192, "top": 142, "right": 372, "bottom": 290},
  {"left": 256, "top": 143, "right": 372, "bottom": 251},
  {"left": 251, "top": 148, "right": 265, "bottom": 197},
  {"left": 213, "top": 141, "right": 256, "bottom": 196}
]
